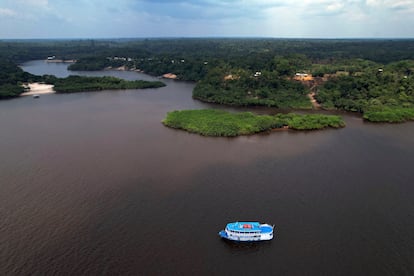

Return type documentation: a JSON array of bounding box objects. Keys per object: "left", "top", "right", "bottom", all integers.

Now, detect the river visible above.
[{"left": 1, "top": 60, "right": 414, "bottom": 275}]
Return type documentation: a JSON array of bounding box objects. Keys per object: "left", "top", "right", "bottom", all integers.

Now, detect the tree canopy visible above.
[{"left": 2, "top": 39, "right": 414, "bottom": 123}]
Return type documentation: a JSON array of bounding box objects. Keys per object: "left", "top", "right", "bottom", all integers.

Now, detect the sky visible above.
[{"left": 0, "top": 0, "right": 414, "bottom": 39}]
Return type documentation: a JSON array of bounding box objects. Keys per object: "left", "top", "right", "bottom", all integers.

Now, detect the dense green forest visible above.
[
  {"left": 44, "top": 75, "right": 165, "bottom": 93},
  {"left": 52, "top": 39, "right": 414, "bottom": 82},
  {"left": 2, "top": 38, "right": 414, "bottom": 80},
  {"left": 3, "top": 38, "right": 412, "bottom": 61},
  {"left": 316, "top": 60, "right": 414, "bottom": 122},
  {"left": 163, "top": 109, "right": 345, "bottom": 136},
  {"left": 193, "top": 67, "right": 311, "bottom": 108},
  {"left": 1, "top": 39, "right": 414, "bottom": 122}
]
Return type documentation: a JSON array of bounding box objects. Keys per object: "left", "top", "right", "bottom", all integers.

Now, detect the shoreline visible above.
[
  {"left": 21, "top": 83, "right": 55, "bottom": 96},
  {"left": 46, "top": 59, "right": 76, "bottom": 63},
  {"left": 162, "top": 73, "right": 178, "bottom": 80}
]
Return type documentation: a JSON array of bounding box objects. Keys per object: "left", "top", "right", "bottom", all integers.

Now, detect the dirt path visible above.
[
  {"left": 295, "top": 77, "right": 322, "bottom": 109},
  {"left": 308, "top": 91, "right": 321, "bottom": 109}
]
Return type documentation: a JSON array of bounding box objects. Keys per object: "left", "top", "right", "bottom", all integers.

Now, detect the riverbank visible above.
[
  {"left": 21, "top": 83, "right": 55, "bottom": 96},
  {"left": 162, "top": 73, "right": 178, "bottom": 80},
  {"left": 46, "top": 59, "right": 76, "bottom": 63}
]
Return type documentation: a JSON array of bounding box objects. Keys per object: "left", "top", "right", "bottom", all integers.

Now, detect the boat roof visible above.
[{"left": 226, "top": 222, "right": 262, "bottom": 232}]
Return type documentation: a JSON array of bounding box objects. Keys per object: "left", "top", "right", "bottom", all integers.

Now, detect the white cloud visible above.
[
  {"left": 0, "top": 0, "right": 52, "bottom": 21},
  {"left": 1, "top": 0, "right": 414, "bottom": 38},
  {"left": 366, "top": 0, "right": 381, "bottom": 6},
  {"left": 366, "top": 0, "right": 414, "bottom": 10},
  {"left": 15, "top": 0, "right": 49, "bottom": 7},
  {"left": 0, "top": 8, "right": 16, "bottom": 17},
  {"left": 388, "top": 0, "right": 414, "bottom": 11},
  {"left": 297, "top": 0, "right": 349, "bottom": 16},
  {"left": 326, "top": 2, "right": 345, "bottom": 12}
]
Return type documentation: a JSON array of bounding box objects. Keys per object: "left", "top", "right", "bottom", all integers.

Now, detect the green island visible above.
[
  {"left": 162, "top": 109, "right": 345, "bottom": 137},
  {"left": 44, "top": 75, "right": 165, "bottom": 93}
]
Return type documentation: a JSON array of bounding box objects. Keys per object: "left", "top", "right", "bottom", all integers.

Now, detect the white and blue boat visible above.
[{"left": 218, "top": 221, "right": 274, "bottom": 242}]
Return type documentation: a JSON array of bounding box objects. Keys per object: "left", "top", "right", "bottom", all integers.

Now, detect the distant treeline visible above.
[
  {"left": 2, "top": 38, "right": 414, "bottom": 63},
  {"left": 61, "top": 39, "right": 414, "bottom": 82},
  {"left": 2, "top": 38, "right": 414, "bottom": 80}
]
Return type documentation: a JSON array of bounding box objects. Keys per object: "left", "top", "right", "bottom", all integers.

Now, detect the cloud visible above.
[
  {"left": 15, "top": 0, "right": 49, "bottom": 7},
  {"left": 128, "top": 0, "right": 287, "bottom": 20},
  {"left": 366, "top": 0, "right": 381, "bottom": 6},
  {"left": 388, "top": 0, "right": 414, "bottom": 11},
  {"left": 365, "top": 0, "right": 414, "bottom": 10},
  {"left": 0, "top": 0, "right": 414, "bottom": 38},
  {"left": 0, "top": 0, "right": 52, "bottom": 20},
  {"left": 326, "top": 2, "right": 345, "bottom": 12},
  {"left": 0, "top": 8, "right": 16, "bottom": 17}
]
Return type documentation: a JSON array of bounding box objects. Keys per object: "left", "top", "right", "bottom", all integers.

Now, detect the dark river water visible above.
[{"left": 1, "top": 60, "right": 414, "bottom": 275}]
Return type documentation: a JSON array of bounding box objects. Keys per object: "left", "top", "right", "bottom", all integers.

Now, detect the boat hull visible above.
[{"left": 219, "top": 233, "right": 272, "bottom": 242}]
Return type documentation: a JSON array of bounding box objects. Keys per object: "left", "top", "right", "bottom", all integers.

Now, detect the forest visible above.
[
  {"left": 1, "top": 38, "right": 414, "bottom": 122},
  {"left": 192, "top": 67, "right": 311, "bottom": 108},
  {"left": 316, "top": 60, "right": 414, "bottom": 122}
]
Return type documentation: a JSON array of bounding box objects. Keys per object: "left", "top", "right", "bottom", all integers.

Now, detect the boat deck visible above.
[{"left": 226, "top": 222, "right": 273, "bottom": 233}]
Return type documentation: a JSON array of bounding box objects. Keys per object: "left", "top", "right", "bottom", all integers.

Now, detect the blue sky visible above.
[{"left": 1, "top": 0, "right": 414, "bottom": 38}]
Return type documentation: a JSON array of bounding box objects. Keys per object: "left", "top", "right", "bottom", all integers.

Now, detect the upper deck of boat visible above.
[{"left": 226, "top": 222, "right": 273, "bottom": 233}]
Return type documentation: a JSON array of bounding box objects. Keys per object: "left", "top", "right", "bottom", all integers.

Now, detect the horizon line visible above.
[{"left": 2, "top": 36, "right": 414, "bottom": 41}]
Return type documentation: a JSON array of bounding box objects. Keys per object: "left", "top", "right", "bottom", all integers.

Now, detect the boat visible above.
[
  {"left": 218, "top": 221, "right": 274, "bottom": 242},
  {"left": 32, "top": 94, "right": 40, "bottom": 99}
]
